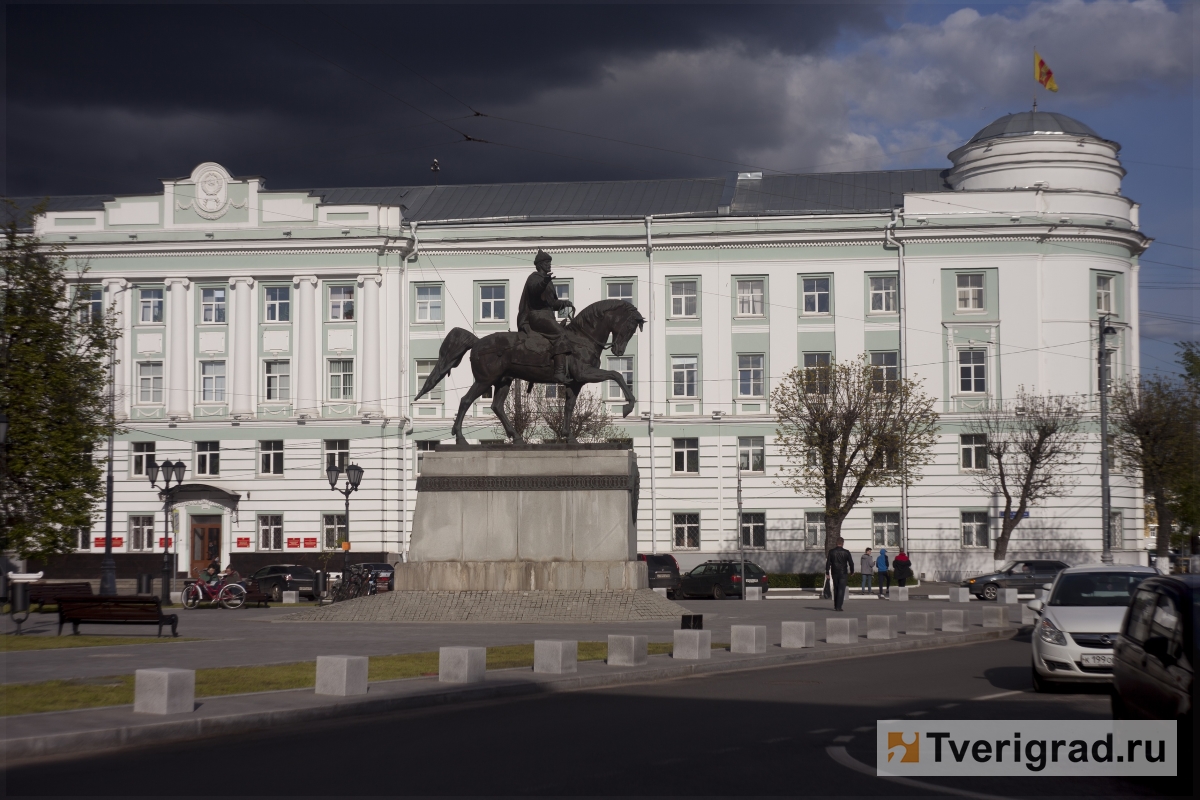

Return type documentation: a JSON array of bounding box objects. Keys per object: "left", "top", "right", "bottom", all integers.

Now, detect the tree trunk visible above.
[
  {"left": 1153, "top": 493, "right": 1172, "bottom": 566},
  {"left": 825, "top": 513, "right": 844, "bottom": 554},
  {"left": 993, "top": 516, "right": 1020, "bottom": 563}
]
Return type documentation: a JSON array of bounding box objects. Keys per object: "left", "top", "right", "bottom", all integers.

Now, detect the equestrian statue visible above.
[{"left": 414, "top": 250, "right": 644, "bottom": 445}]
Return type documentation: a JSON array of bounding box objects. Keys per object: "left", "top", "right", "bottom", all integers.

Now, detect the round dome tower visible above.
[{"left": 947, "top": 111, "right": 1125, "bottom": 193}]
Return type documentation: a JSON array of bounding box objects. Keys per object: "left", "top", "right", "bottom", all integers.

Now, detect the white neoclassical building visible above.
[{"left": 20, "top": 111, "right": 1150, "bottom": 580}]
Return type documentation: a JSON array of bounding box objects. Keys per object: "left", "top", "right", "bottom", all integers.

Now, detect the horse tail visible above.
[{"left": 414, "top": 327, "right": 478, "bottom": 401}]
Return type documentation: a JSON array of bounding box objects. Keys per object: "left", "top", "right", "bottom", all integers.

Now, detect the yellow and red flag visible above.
[{"left": 1035, "top": 51, "right": 1058, "bottom": 92}]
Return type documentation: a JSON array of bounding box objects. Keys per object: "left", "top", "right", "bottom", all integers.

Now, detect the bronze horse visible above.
[{"left": 414, "top": 299, "right": 645, "bottom": 445}]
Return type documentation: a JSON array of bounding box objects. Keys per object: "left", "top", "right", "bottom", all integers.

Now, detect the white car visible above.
[{"left": 1028, "top": 564, "right": 1157, "bottom": 692}]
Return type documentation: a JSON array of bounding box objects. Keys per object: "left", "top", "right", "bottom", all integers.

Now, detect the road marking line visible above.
[
  {"left": 937, "top": 703, "right": 959, "bottom": 709},
  {"left": 854, "top": 725, "right": 874, "bottom": 732},
  {"left": 763, "top": 737, "right": 792, "bottom": 743},
  {"left": 833, "top": 735, "right": 854, "bottom": 742},
  {"left": 972, "top": 689, "right": 1026, "bottom": 701},
  {"left": 905, "top": 710, "right": 928, "bottom": 716},
  {"left": 808, "top": 727, "right": 834, "bottom": 734},
  {"left": 826, "top": 746, "right": 1013, "bottom": 800}
]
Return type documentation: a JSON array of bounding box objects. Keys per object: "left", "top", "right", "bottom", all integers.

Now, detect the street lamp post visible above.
[
  {"left": 1098, "top": 316, "right": 1118, "bottom": 565},
  {"left": 148, "top": 458, "right": 186, "bottom": 603},
  {"left": 327, "top": 463, "right": 364, "bottom": 575}
]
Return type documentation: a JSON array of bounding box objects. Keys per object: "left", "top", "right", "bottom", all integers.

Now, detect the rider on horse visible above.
[{"left": 518, "top": 250, "right": 575, "bottom": 385}]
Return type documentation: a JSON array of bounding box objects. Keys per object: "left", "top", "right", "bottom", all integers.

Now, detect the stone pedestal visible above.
[
  {"left": 826, "top": 618, "right": 858, "bottom": 644},
  {"left": 781, "top": 621, "right": 815, "bottom": 648},
  {"left": 534, "top": 640, "right": 578, "bottom": 674},
  {"left": 891, "top": 587, "right": 909, "bottom": 601},
  {"left": 134, "top": 668, "right": 194, "bottom": 715},
  {"left": 731, "top": 625, "right": 767, "bottom": 653},
  {"left": 948, "top": 588, "right": 971, "bottom": 603},
  {"left": 440, "top": 647, "right": 486, "bottom": 683},
  {"left": 868, "top": 615, "right": 898, "bottom": 639},
  {"left": 745, "top": 587, "right": 762, "bottom": 601},
  {"left": 982, "top": 606, "right": 1007, "bottom": 628},
  {"left": 999, "top": 588, "right": 1019, "bottom": 604},
  {"left": 906, "top": 611, "right": 935, "bottom": 635},
  {"left": 608, "top": 634, "right": 647, "bottom": 666},
  {"left": 942, "top": 610, "right": 966, "bottom": 632},
  {"left": 673, "top": 629, "right": 711, "bottom": 659},
  {"left": 316, "top": 655, "right": 368, "bottom": 696}
]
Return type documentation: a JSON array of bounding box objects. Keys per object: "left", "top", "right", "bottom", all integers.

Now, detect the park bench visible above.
[
  {"left": 57, "top": 596, "right": 179, "bottom": 637},
  {"left": 242, "top": 580, "right": 271, "bottom": 608},
  {"left": 29, "top": 581, "right": 94, "bottom": 610}
]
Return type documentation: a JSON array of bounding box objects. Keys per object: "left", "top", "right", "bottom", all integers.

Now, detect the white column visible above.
[
  {"left": 358, "top": 273, "right": 382, "bottom": 415},
  {"left": 165, "top": 278, "right": 190, "bottom": 418},
  {"left": 230, "top": 277, "right": 255, "bottom": 416},
  {"left": 102, "top": 278, "right": 129, "bottom": 419},
  {"left": 294, "top": 276, "right": 319, "bottom": 416}
]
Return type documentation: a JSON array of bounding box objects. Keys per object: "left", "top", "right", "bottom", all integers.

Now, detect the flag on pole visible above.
[{"left": 1035, "top": 51, "right": 1058, "bottom": 92}]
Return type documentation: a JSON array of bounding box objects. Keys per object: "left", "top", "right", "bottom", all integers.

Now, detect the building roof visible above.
[{"left": 968, "top": 111, "right": 1103, "bottom": 144}]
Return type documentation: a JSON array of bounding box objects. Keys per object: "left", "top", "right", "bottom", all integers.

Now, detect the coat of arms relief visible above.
[{"left": 175, "top": 165, "right": 247, "bottom": 220}]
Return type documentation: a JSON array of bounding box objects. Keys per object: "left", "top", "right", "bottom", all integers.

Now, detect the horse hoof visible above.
[{"left": 622, "top": 403, "right": 635, "bottom": 418}]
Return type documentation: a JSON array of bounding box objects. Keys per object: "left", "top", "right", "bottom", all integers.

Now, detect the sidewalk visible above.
[{"left": 2, "top": 625, "right": 1020, "bottom": 763}]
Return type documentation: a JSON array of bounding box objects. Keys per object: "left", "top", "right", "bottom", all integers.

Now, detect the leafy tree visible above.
[
  {"left": 1177, "top": 341, "right": 1200, "bottom": 391},
  {"left": 965, "top": 390, "right": 1084, "bottom": 563},
  {"left": 1, "top": 209, "right": 119, "bottom": 559},
  {"left": 772, "top": 357, "right": 939, "bottom": 552}
]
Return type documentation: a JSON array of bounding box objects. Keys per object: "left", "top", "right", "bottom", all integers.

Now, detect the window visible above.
[
  {"left": 958, "top": 350, "right": 986, "bottom": 393},
  {"left": 480, "top": 285, "right": 505, "bottom": 320},
  {"left": 130, "top": 516, "right": 155, "bottom": 551},
  {"left": 607, "top": 356, "right": 633, "bottom": 400},
  {"left": 1096, "top": 275, "right": 1113, "bottom": 314},
  {"left": 416, "top": 285, "right": 443, "bottom": 322},
  {"left": 956, "top": 274, "right": 984, "bottom": 311},
  {"left": 325, "top": 439, "right": 349, "bottom": 472},
  {"left": 673, "top": 513, "right": 700, "bottom": 549},
  {"left": 960, "top": 434, "right": 987, "bottom": 470},
  {"left": 872, "top": 512, "right": 901, "bottom": 547},
  {"left": 555, "top": 283, "right": 572, "bottom": 319},
  {"left": 415, "top": 360, "right": 443, "bottom": 401},
  {"left": 870, "top": 351, "right": 898, "bottom": 393},
  {"left": 260, "top": 441, "right": 284, "bottom": 475},
  {"left": 79, "top": 288, "right": 103, "bottom": 324},
  {"left": 543, "top": 383, "right": 560, "bottom": 399},
  {"left": 670, "top": 281, "right": 697, "bottom": 317},
  {"left": 265, "top": 286, "right": 291, "bottom": 322},
  {"left": 803, "top": 352, "right": 831, "bottom": 394},
  {"left": 76, "top": 526, "right": 91, "bottom": 550},
  {"left": 804, "top": 512, "right": 825, "bottom": 549},
  {"left": 736, "top": 280, "right": 764, "bottom": 316},
  {"left": 328, "top": 359, "right": 354, "bottom": 400},
  {"left": 323, "top": 514, "right": 347, "bottom": 549},
  {"left": 738, "top": 437, "right": 764, "bottom": 472},
  {"left": 1109, "top": 510, "right": 1124, "bottom": 550},
  {"left": 140, "top": 289, "right": 164, "bottom": 323},
  {"left": 264, "top": 361, "right": 290, "bottom": 401},
  {"left": 197, "top": 441, "right": 220, "bottom": 476},
  {"left": 131, "top": 442, "right": 155, "bottom": 476},
  {"left": 608, "top": 282, "right": 634, "bottom": 303},
  {"left": 961, "top": 512, "right": 989, "bottom": 548},
  {"left": 738, "top": 354, "right": 764, "bottom": 397},
  {"left": 414, "top": 440, "right": 437, "bottom": 474},
  {"left": 802, "top": 277, "right": 830, "bottom": 314},
  {"left": 259, "top": 515, "right": 283, "bottom": 550},
  {"left": 870, "top": 276, "right": 898, "bottom": 313},
  {"left": 201, "top": 288, "right": 226, "bottom": 323},
  {"left": 671, "top": 356, "right": 697, "bottom": 398},
  {"left": 329, "top": 286, "right": 355, "bottom": 320},
  {"left": 740, "top": 512, "right": 766, "bottom": 549},
  {"left": 673, "top": 438, "right": 699, "bottom": 473},
  {"left": 137, "top": 362, "right": 163, "bottom": 403},
  {"left": 200, "top": 361, "right": 226, "bottom": 402}
]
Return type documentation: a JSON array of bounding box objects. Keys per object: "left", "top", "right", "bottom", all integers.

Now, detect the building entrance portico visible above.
[{"left": 190, "top": 515, "right": 222, "bottom": 577}]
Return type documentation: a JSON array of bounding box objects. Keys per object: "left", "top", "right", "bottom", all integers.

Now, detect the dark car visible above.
[
  {"left": 638, "top": 554, "right": 681, "bottom": 598},
  {"left": 354, "top": 562, "right": 396, "bottom": 592},
  {"left": 249, "top": 565, "right": 317, "bottom": 601},
  {"left": 676, "top": 560, "right": 768, "bottom": 600},
  {"left": 962, "top": 559, "right": 1069, "bottom": 600},
  {"left": 1112, "top": 573, "right": 1195, "bottom": 723}
]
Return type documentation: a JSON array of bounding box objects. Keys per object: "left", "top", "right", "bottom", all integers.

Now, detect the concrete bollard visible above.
[
  {"left": 1007, "top": 604, "right": 1025, "bottom": 624},
  {"left": 170, "top": 591, "right": 183, "bottom": 605},
  {"left": 607, "top": 634, "right": 648, "bottom": 666},
  {"left": 673, "top": 629, "right": 712, "bottom": 659},
  {"left": 1021, "top": 605, "right": 1039, "bottom": 625},
  {"left": 316, "top": 655, "right": 368, "bottom": 696},
  {"left": 134, "top": 668, "right": 195, "bottom": 714},
  {"left": 534, "top": 640, "right": 578, "bottom": 674},
  {"left": 942, "top": 609, "right": 966, "bottom": 632},
  {"left": 891, "top": 587, "right": 909, "bottom": 601},
  {"left": 999, "top": 588, "right": 1018, "bottom": 605},
  {"left": 745, "top": 587, "right": 762, "bottom": 601},
  {"left": 826, "top": 617, "right": 859, "bottom": 644},
  {"left": 948, "top": 587, "right": 971, "bottom": 603},
  {"left": 867, "top": 615, "right": 898, "bottom": 640},
  {"left": 652, "top": 587, "right": 668, "bottom": 598},
  {"left": 982, "top": 606, "right": 1007, "bottom": 628},
  {"left": 439, "top": 647, "right": 486, "bottom": 684},
  {"left": 282, "top": 591, "right": 299, "bottom": 604},
  {"left": 781, "top": 621, "right": 816, "bottom": 648},
  {"left": 906, "top": 611, "right": 935, "bottom": 635},
  {"left": 730, "top": 625, "right": 767, "bottom": 654}
]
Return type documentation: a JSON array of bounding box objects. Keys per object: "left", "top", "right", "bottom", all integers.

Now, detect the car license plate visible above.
[
  {"left": 655, "top": 572, "right": 671, "bottom": 579},
  {"left": 747, "top": 579, "right": 759, "bottom": 584},
  {"left": 1081, "top": 654, "right": 1112, "bottom": 667}
]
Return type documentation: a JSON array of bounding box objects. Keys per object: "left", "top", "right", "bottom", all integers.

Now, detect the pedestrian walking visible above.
[
  {"left": 894, "top": 550, "right": 913, "bottom": 588},
  {"left": 825, "top": 537, "right": 855, "bottom": 611},
  {"left": 875, "top": 548, "right": 891, "bottom": 597},
  {"left": 859, "top": 547, "right": 874, "bottom": 593}
]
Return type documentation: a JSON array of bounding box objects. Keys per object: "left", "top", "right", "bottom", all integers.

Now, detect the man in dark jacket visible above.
[{"left": 825, "top": 537, "right": 855, "bottom": 611}]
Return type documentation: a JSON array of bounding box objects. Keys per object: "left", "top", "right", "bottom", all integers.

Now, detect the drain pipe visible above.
[
  {"left": 884, "top": 209, "right": 909, "bottom": 556},
  {"left": 402, "top": 222, "right": 418, "bottom": 560},
  {"left": 645, "top": 215, "right": 657, "bottom": 555}
]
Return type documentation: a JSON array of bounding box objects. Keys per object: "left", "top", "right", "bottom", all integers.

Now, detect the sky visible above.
[{"left": 4, "top": 1, "right": 1195, "bottom": 374}]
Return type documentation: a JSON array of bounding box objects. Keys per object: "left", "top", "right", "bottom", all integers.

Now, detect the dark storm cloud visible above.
[{"left": 5, "top": 3, "right": 889, "bottom": 197}]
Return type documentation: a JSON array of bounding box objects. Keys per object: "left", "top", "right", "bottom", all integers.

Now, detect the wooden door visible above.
[{"left": 190, "top": 515, "right": 222, "bottom": 577}]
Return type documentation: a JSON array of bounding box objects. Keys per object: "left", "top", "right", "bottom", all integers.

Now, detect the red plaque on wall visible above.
[
  {"left": 286, "top": 537, "right": 301, "bottom": 549},
  {"left": 94, "top": 537, "right": 125, "bottom": 548},
  {"left": 303, "top": 538, "right": 318, "bottom": 548},
  {"left": 236, "top": 537, "right": 251, "bottom": 548},
  {"left": 158, "top": 537, "right": 173, "bottom": 548}
]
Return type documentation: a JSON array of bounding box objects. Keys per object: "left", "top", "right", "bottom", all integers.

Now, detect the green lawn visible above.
[{"left": 2, "top": 635, "right": 200, "bottom": 652}]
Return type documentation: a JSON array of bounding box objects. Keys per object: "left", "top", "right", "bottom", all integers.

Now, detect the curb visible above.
[{"left": 1, "top": 628, "right": 1019, "bottom": 763}]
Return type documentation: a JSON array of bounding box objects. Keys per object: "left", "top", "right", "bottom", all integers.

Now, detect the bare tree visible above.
[
  {"left": 492, "top": 379, "right": 544, "bottom": 443},
  {"left": 773, "top": 357, "right": 939, "bottom": 552},
  {"left": 537, "top": 384, "right": 618, "bottom": 443},
  {"left": 1111, "top": 375, "right": 1198, "bottom": 561},
  {"left": 965, "top": 389, "right": 1084, "bottom": 563}
]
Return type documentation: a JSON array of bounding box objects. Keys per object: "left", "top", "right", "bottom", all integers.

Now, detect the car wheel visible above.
[
  {"left": 982, "top": 583, "right": 999, "bottom": 601},
  {"left": 270, "top": 584, "right": 282, "bottom": 603},
  {"left": 1031, "top": 661, "right": 1056, "bottom": 693},
  {"left": 712, "top": 584, "right": 725, "bottom": 600}
]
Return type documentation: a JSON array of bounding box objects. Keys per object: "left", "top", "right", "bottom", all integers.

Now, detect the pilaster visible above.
[{"left": 164, "top": 277, "right": 190, "bottom": 418}]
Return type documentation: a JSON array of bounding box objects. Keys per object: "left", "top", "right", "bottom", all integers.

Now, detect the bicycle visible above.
[
  {"left": 331, "top": 565, "right": 377, "bottom": 602},
  {"left": 182, "top": 578, "right": 247, "bottom": 610}
]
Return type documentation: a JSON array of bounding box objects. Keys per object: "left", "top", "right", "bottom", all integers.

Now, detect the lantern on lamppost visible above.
[
  {"left": 328, "top": 463, "right": 364, "bottom": 574},
  {"left": 148, "top": 458, "right": 186, "bottom": 602}
]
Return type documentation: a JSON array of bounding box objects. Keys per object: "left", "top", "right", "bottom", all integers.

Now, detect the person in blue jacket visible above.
[{"left": 875, "top": 548, "right": 891, "bottom": 598}]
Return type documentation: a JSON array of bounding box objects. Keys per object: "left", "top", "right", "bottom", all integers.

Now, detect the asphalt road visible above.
[{"left": 5, "top": 635, "right": 1191, "bottom": 798}]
